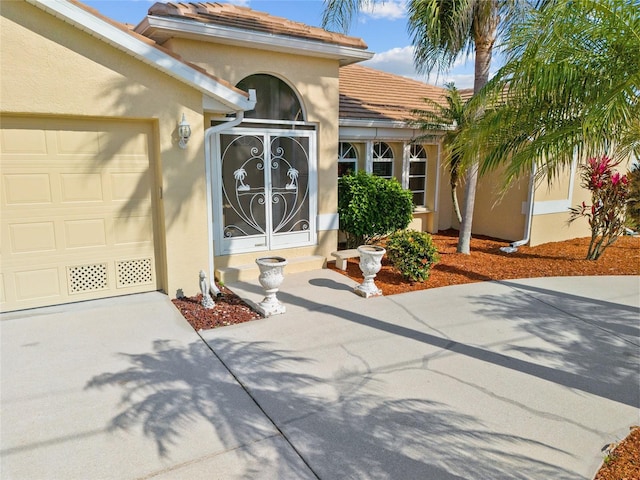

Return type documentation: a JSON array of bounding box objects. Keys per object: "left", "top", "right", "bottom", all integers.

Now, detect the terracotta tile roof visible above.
[
  {"left": 147, "top": 2, "right": 368, "bottom": 50},
  {"left": 459, "top": 88, "right": 474, "bottom": 102},
  {"left": 67, "top": 0, "right": 249, "bottom": 99},
  {"left": 339, "top": 64, "right": 448, "bottom": 122}
]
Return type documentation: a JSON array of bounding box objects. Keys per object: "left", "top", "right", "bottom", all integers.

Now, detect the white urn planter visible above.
[
  {"left": 255, "top": 256, "right": 288, "bottom": 316},
  {"left": 354, "top": 245, "right": 385, "bottom": 298}
]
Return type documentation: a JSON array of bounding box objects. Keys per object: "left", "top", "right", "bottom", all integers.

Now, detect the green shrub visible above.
[
  {"left": 386, "top": 229, "right": 440, "bottom": 282},
  {"left": 338, "top": 171, "right": 413, "bottom": 248}
]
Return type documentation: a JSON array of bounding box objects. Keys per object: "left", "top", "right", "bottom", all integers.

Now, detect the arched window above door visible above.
[{"left": 236, "top": 74, "right": 304, "bottom": 122}]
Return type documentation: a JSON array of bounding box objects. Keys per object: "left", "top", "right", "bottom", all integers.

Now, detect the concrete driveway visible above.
[{"left": 2, "top": 273, "right": 639, "bottom": 479}]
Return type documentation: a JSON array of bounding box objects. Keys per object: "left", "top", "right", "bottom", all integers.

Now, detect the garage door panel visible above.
[
  {"left": 0, "top": 117, "right": 158, "bottom": 312},
  {"left": 60, "top": 173, "right": 104, "bottom": 202},
  {"left": 64, "top": 218, "right": 107, "bottom": 248},
  {"left": 100, "top": 129, "right": 149, "bottom": 158},
  {"left": 111, "top": 172, "right": 150, "bottom": 201},
  {"left": 3, "top": 173, "right": 53, "bottom": 204},
  {"left": 0, "top": 127, "right": 48, "bottom": 154},
  {"left": 113, "top": 215, "right": 153, "bottom": 245},
  {"left": 14, "top": 267, "right": 61, "bottom": 301},
  {"left": 55, "top": 129, "right": 100, "bottom": 155},
  {"left": 9, "top": 221, "right": 57, "bottom": 253}
]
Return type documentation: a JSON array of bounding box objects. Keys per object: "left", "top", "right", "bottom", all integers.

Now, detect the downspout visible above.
[
  {"left": 500, "top": 163, "right": 536, "bottom": 253},
  {"left": 203, "top": 90, "right": 255, "bottom": 295},
  {"left": 434, "top": 139, "right": 442, "bottom": 213}
]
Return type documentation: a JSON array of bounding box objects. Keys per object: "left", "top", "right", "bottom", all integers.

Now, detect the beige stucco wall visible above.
[
  {"left": 162, "top": 38, "right": 341, "bottom": 267},
  {"left": 1, "top": 1, "right": 221, "bottom": 297},
  {"left": 437, "top": 165, "right": 455, "bottom": 231},
  {"left": 469, "top": 168, "right": 529, "bottom": 242},
  {"left": 529, "top": 164, "right": 592, "bottom": 246}
]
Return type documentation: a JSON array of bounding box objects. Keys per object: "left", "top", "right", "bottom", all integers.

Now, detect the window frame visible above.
[
  {"left": 338, "top": 142, "right": 358, "bottom": 179},
  {"left": 407, "top": 144, "right": 428, "bottom": 208},
  {"left": 372, "top": 142, "right": 394, "bottom": 180}
]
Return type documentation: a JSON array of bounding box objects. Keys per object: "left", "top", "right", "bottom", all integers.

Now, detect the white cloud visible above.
[
  {"left": 225, "top": 0, "right": 251, "bottom": 5},
  {"left": 363, "top": 45, "right": 416, "bottom": 76},
  {"left": 362, "top": 0, "right": 406, "bottom": 20},
  {"left": 439, "top": 73, "right": 474, "bottom": 89},
  {"left": 362, "top": 45, "right": 475, "bottom": 89}
]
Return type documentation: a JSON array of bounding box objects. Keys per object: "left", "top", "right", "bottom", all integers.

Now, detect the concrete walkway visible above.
[{"left": 1, "top": 272, "right": 639, "bottom": 479}]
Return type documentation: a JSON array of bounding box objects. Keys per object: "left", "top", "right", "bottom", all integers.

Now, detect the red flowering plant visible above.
[{"left": 569, "top": 155, "right": 629, "bottom": 260}]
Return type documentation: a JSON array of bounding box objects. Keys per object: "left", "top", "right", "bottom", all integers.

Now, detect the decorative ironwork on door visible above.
[{"left": 215, "top": 128, "right": 316, "bottom": 254}]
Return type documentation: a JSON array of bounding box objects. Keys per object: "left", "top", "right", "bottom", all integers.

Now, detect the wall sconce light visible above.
[{"left": 178, "top": 113, "right": 191, "bottom": 149}]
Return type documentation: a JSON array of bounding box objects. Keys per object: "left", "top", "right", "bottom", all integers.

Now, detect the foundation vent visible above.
[
  {"left": 116, "top": 258, "right": 153, "bottom": 288},
  {"left": 68, "top": 263, "right": 109, "bottom": 294}
]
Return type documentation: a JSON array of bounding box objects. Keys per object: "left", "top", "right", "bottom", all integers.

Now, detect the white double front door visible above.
[{"left": 212, "top": 127, "right": 317, "bottom": 255}]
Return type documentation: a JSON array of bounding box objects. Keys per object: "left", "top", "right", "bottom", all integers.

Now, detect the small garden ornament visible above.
[
  {"left": 354, "top": 245, "right": 385, "bottom": 298},
  {"left": 255, "top": 256, "right": 288, "bottom": 316},
  {"left": 199, "top": 270, "right": 215, "bottom": 309}
]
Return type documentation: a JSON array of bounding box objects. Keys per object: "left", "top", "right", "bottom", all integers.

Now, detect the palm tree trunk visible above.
[
  {"left": 457, "top": 12, "right": 497, "bottom": 254},
  {"left": 457, "top": 163, "right": 478, "bottom": 253},
  {"left": 451, "top": 186, "right": 463, "bottom": 224}
]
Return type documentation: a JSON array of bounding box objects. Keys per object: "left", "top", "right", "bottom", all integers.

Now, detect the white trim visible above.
[
  {"left": 401, "top": 143, "right": 410, "bottom": 189},
  {"left": 365, "top": 140, "right": 373, "bottom": 173},
  {"left": 533, "top": 200, "right": 571, "bottom": 215},
  {"left": 28, "top": 0, "right": 256, "bottom": 112},
  {"left": 434, "top": 141, "right": 441, "bottom": 212},
  {"left": 567, "top": 156, "right": 578, "bottom": 205},
  {"left": 317, "top": 213, "right": 339, "bottom": 231},
  {"left": 340, "top": 118, "right": 414, "bottom": 129},
  {"left": 137, "top": 16, "right": 373, "bottom": 66},
  {"left": 340, "top": 124, "right": 444, "bottom": 142},
  {"left": 531, "top": 156, "right": 578, "bottom": 216},
  {"left": 205, "top": 111, "right": 247, "bottom": 294}
]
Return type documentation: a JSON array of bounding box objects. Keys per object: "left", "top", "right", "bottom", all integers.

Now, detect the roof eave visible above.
[
  {"left": 339, "top": 118, "right": 413, "bottom": 129},
  {"left": 27, "top": 0, "right": 255, "bottom": 112},
  {"left": 136, "top": 15, "right": 374, "bottom": 66}
]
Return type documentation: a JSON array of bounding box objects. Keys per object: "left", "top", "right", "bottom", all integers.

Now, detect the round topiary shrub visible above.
[
  {"left": 386, "top": 229, "right": 440, "bottom": 282},
  {"left": 338, "top": 171, "right": 413, "bottom": 248}
]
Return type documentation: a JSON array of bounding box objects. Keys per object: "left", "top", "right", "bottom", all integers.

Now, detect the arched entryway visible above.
[{"left": 212, "top": 74, "right": 317, "bottom": 255}]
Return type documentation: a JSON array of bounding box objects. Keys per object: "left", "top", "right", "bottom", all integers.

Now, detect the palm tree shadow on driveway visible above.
[{"left": 86, "top": 336, "right": 580, "bottom": 479}]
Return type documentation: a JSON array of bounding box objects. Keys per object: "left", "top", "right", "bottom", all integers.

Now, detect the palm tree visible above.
[
  {"left": 285, "top": 167, "right": 299, "bottom": 190},
  {"left": 463, "top": 0, "right": 640, "bottom": 184},
  {"left": 323, "top": 0, "right": 528, "bottom": 254},
  {"left": 411, "top": 82, "right": 468, "bottom": 223},
  {"left": 233, "top": 167, "right": 250, "bottom": 191}
]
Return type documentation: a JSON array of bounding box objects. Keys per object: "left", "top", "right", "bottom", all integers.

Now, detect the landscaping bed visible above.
[
  {"left": 174, "top": 230, "right": 639, "bottom": 330},
  {"left": 329, "top": 230, "right": 640, "bottom": 295}
]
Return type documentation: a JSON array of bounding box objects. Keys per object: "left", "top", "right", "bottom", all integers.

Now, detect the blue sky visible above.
[{"left": 84, "top": 0, "right": 483, "bottom": 88}]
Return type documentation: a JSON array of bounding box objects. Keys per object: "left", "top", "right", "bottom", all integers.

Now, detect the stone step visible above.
[{"left": 215, "top": 255, "right": 326, "bottom": 284}]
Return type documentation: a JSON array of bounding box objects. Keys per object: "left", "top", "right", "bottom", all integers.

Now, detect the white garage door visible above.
[{"left": 0, "top": 117, "right": 159, "bottom": 312}]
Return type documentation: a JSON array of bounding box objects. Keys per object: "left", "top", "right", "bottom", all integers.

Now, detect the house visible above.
[
  {"left": 338, "top": 67, "right": 594, "bottom": 247},
  {"left": 0, "top": 0, "right": 596, "bottom": 313},
  {"left": 338, "top": 64, "right": 447, "bottom": 235},
  {"left": 0, "top": 0, "right": 372, "bottom": 312}
]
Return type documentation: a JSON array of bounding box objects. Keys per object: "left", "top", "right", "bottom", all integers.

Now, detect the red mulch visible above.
[
  {"left": 172, "top": 284, "right": 262, "bottom": 331},
  {"left": 594, "top": 426, "right": 640, "bottom": 480},
  {"left": 328, "top": 230, "right": 640, "bottom": 295}
]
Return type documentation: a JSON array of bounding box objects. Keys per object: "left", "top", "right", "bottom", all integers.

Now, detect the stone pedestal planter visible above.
[
  {"left": 354, "top": 245, "right": 385, "bottom": 298},
  {"left": 255, "top": 256, "right": 288, "bottom": 316}
]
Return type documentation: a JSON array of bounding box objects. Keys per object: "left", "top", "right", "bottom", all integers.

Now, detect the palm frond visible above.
[
  {"left": 322, "top": 0, "right": 367, "bottom": 33},
  {"left": 464, "top": 0, "right": 640, "bottom": 187}
]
